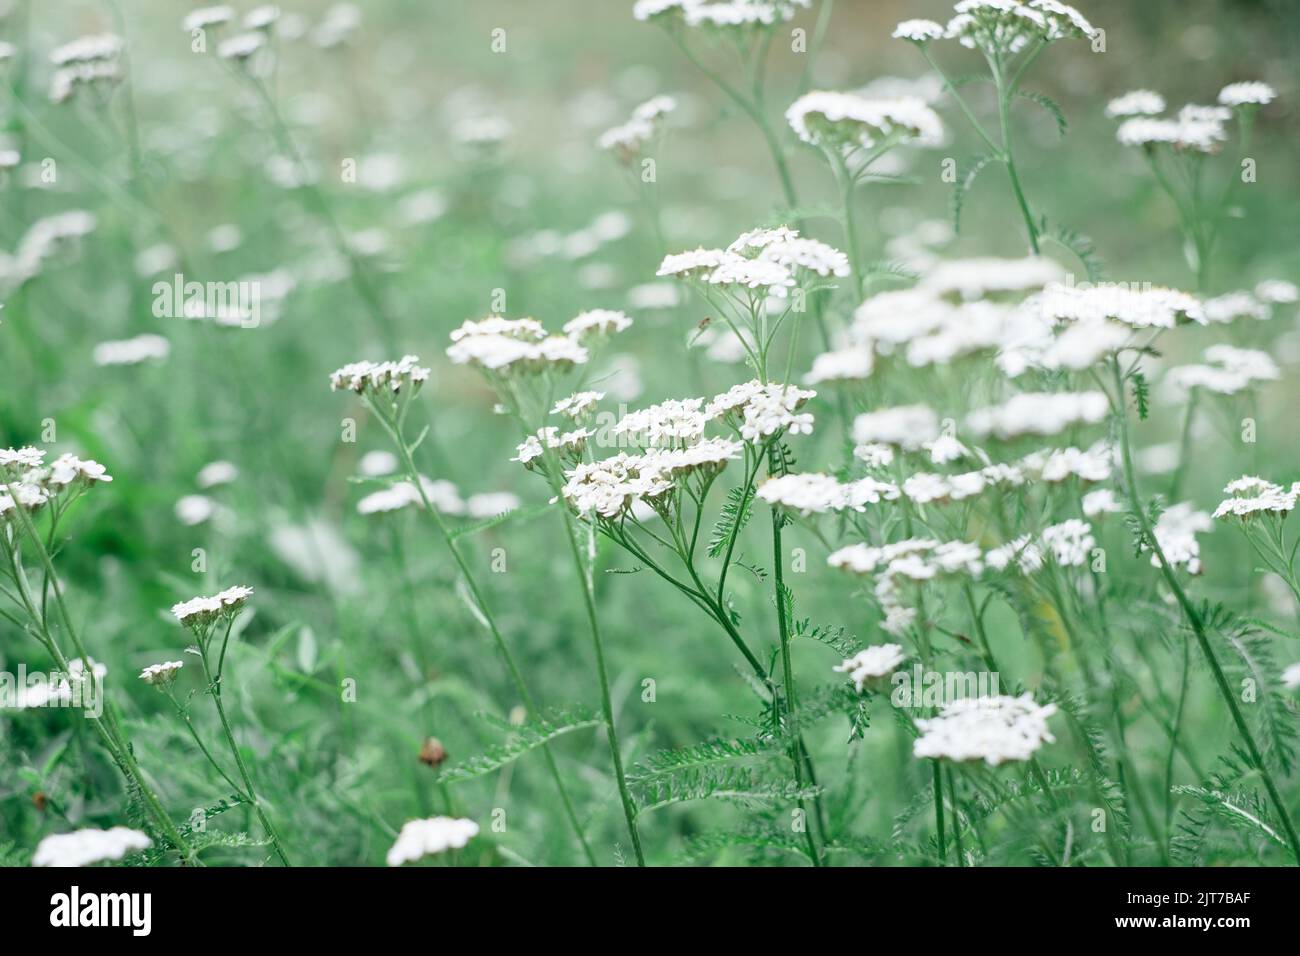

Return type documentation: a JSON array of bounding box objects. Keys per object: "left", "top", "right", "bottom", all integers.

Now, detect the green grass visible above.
[{"left": 2, "top": 0, "right": 1299, "bottom": 867}]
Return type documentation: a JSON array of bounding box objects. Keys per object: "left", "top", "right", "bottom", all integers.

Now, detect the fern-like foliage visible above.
[
  {"left": 1202, "top": 601, "right": 1298, "bottom": 774},
  {"left": 437, "top": 706, "right": 602, "bottom": 784},
  {"left": 951, "top": 154, "right": 1000, "bottom": 233},
  {"left": 1173, "top": 755, "right": 1286, "bottom": 864},
  {"left": 448, "top": 503, "right": 550, "bottom": 542},
  {"left": 1131, "top": 370, "right": 1151, "bottom": 420},
  {"left": 632, "top": 764, "right": 820, "bottom": 816},
  {"left": 1017, "top": 90, "right": 1068, "bottom": 138},
  {"left": 677, "top": 824, "right": 815, "bottom": 865},
  {"left": 708, "top": 484, "right": 754, "bottom": 557},
  {"left": 631, "top": 735, "right": 782, "bottom": 782}
]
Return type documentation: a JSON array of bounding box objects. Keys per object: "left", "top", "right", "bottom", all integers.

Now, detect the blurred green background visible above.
[{"left": 1, "top": 0, "right": 1297, "bottom": 865}]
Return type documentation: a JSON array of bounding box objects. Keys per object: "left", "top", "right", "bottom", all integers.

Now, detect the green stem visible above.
[
  {"left": 197, "top": 630, "right": 292, "bottom": 866},
  {"left": 379, "top": 414, "right": 598, "bottom": 866},
  {"left": 559, "top": 509, "right": 646, "bottom": 866},
  {"left": 2, "top": 491, "right": 194, "bottom": 862},
  {"left": 1110, "top": 358, "right": 1300, "bottom": 865},
  {"left": 995, "top": 75, "right": 1039, "bottom": 254},
  {"left": 932, "top": 760, "right": 947, "bottom": 864}
]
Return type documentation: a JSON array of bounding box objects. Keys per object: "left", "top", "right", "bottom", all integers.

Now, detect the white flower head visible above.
[
  {"left": 329, "top": 355, "right": 431, "bottom": 395},
  {"left": 787, "top": 91, "right": 944, "bottom": 151},
  {"left": 1154, "top": 502, "right": 1213, "bottom": 574},
  {"left": 1213, "top": 476, "right": 1298, "bottom": 522},
  {"left": 834, "top": 643, "right": 906, "bottom": 691},
  {"left": 965, "top": 391, "right": 1109, "bottom": 440},
  {"left": 93, "top": 334, "right": 171, "bottom": 367},
  {"left": 707, "top": 380, "right": 816, "bottom": 443},
  {"left": 563, "top": 309, "right": 633, "bottom": 340},
  {"left": 804, "top": 347, "right": 874, "bottom": 384},
  {"left": 171, "top": 585, "right": 254, "bottom": 628},
  {"left": 46, "top": 454, "right": 113, "bottom": 488},
  {"left": 1105, "top": 90, "right": 1165, "bottom": 118},
  {"left": 182, "top": 6, "right": 235, "bottom": 32},
  {"left": 1218, "top": 82, "right": 1277, "bottom": 107},
  {"left": 139, "top": 661, "right": 184, "bottom": 686},
  {"left": 913, "top": 694, "right": 1057, "bottom": 766},
  {"left": 34, "top": 827, "right": 152, "bottom": 867},
  {"left": 386, "top": 817, "right": 479, "bottom": 866},
  {"left": 1040, "top": 518, "right": 1096, "bottom": 567},
  {"left": 552, "top": 390, "right": 605, "bottom": 420},
  {"left": 852, "top": 405, "right": 940, "bottom": 451},
  {"left": 892, "top": 19, "right": 945, "bottom": 42}
]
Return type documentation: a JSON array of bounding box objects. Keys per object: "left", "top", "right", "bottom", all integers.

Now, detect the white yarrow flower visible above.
[
  {"left": 386, "top": 817, "right": 479, "bottom": 866},
  {"left": 34, "top": 827, "right": 152, "bottom": 867},
  {"left": 913, "top": 694, "right": 1057, "bottom": 766}
]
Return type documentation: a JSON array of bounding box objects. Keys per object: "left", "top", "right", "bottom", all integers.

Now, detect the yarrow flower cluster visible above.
[
  {"left": 706, "top": 380, "right": 816, "bottom": 443},
  {"left": 171, "top": 585, "right": 254, "bottom": 628},
  {"left": 1110, "top": 82, "right": 1274, "bottom": 155},
  {"left": 827, "top": 538, "right": 986, "bottom": 635},
  {"left": 560, "top": 439, "right": 742, "bottom": 519},
  {"left": 386, "top": 816, "right": 479, "bottom": 866},
  {"left": 786, "top": 91, "right": 945, "bottom": 151},
  {"left": 1163, "top": 345, "right": 1280, "bottom": 398},
  {"left": 1152, "top": 503, "right": 1213, "bottom": 574},
  {"left": 445, "top": 317, "right": 590, "bottom": 374},
  {"left": 658, "top": 226, "right": 848, "bottom": 299},
  {"left": 634, "top": 0, "right": 811, "bottom": 29},
  {"left": 139, "top": 661, "right": 184, "bottom": 686},
  {"left": 834, "top": 644, "right": 906, "bottom": 691},
  {"left": 598, "top": 96, "right": 676, "bottom": 163},
  {"left": 328, "top": 355, "right": 430, "bottom": 394},
  {"left": 563, "top": 309, "right": 634, "bottom": 343},
  {"left": 513, "top": 426, "right": 593, "bottom": 469},
  {"left": 913, "top": 694, "right": 1058, "bottom": 766},
  {"left": 965, "top": 391, "right": 1109, "bottom": 440},
  {"left": 1, "top": 448, "right": 113, "bottom": 521},
  {"left": 757, "top": 472, "right": 900, "bottom": 516},
  {"left": 49, "top": 34, "right": 123, "bottom": 104},
  {"left": 895, "top": 1, "right": 1095, "bottom": 59},
  {"left": 1213, "top": 476, "right": 1299, "bottom": 521},
  {"left": 33, "top": 826, "right": 152, "bottom": 867}
]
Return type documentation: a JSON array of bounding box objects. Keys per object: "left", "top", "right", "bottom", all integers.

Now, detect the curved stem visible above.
[
  {"left": 559, "top": 510, "right": 645, "bottom": 865},
  {"left": 377, "top": 412, "right": 597, "bottom": 866},
  {"left": 198, "top": 633, "right": 292, "bottom": 866},
  {"left": 1110, "top": 358, "right": 1300, "bottom": 865}
]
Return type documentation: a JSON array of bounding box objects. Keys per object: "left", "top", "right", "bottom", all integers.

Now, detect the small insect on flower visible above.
[
  {"left": 834, "top": 644, "right": 907, "bottom": 692},
  {"left": 386, "top": 817, "right": 479, "bottom": 866},
  {"left": 171, "top": 586, "right": 254, "bottom": 628},
  {"left": 139, "top": 661, "right": 184, "bottom": 686},
  {"left": 913, "top": 694, "right": 1058, "bottom": 766},
  {"left": 34, "top": 826, "right": 152, "bottom": 867}
]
